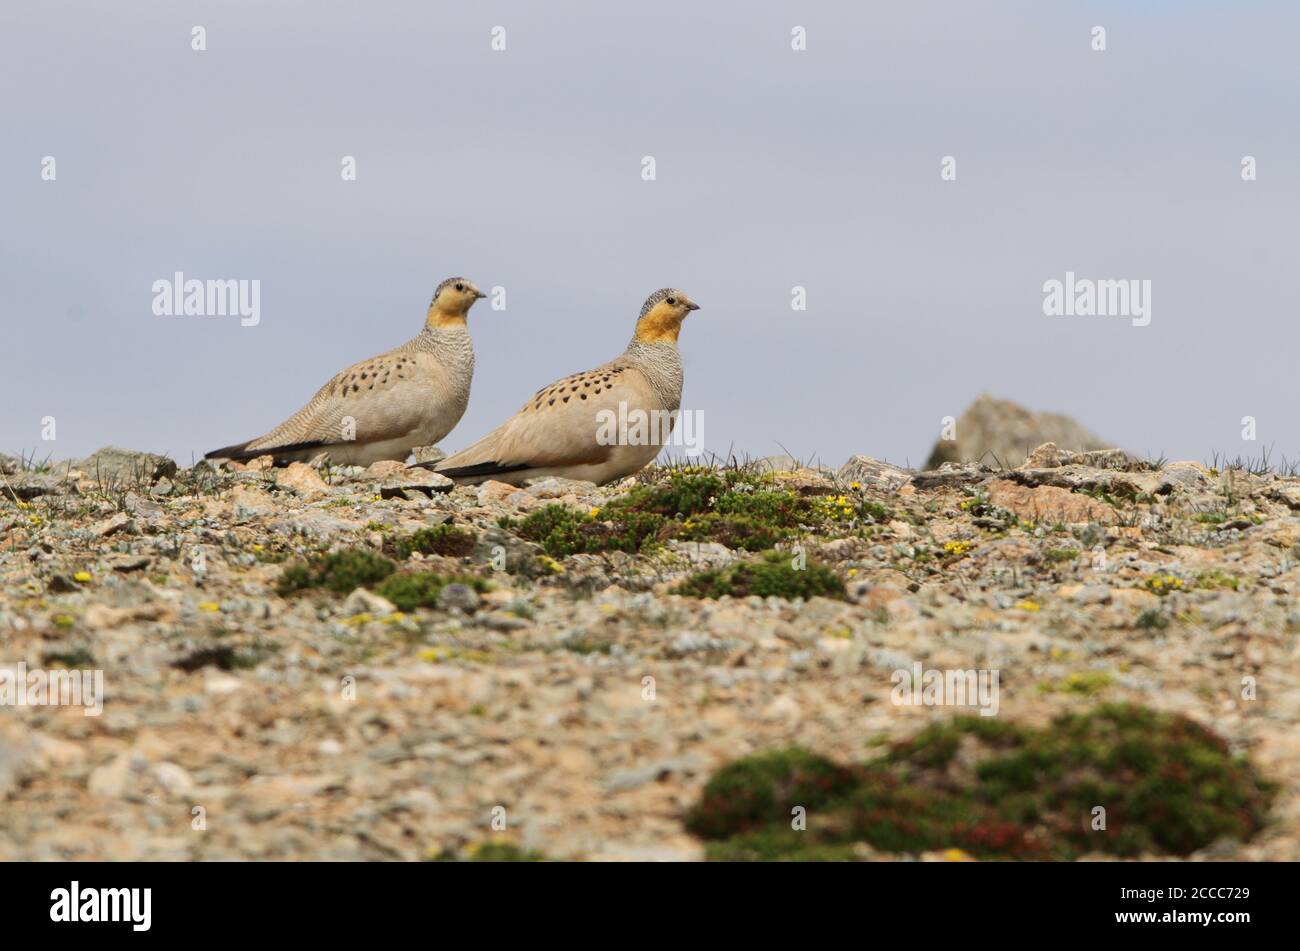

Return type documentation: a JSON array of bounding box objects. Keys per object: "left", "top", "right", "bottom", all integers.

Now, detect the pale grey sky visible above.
[{"left": 3, "top": 1, "right": 1298, "bottom": 469}]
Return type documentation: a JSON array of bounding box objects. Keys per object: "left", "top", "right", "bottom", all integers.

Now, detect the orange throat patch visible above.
[{"left": 634, "top": 309, "right": 684, "bottom": 344}]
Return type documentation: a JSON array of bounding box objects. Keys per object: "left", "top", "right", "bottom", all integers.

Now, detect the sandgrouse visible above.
[
  {"left": 206, "top": 277, "right": 485, "bottom": 466},
  {"left": 422, "top": 287, "right": 700, "bottom": 486}
]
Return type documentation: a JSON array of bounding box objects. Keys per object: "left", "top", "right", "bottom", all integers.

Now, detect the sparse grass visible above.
[
  {"left": 685, "top": 704, "right": 1274, "bottom": 861},
  {"left": 1207, "top": 446, "right": 1300, "bottom": 478}
]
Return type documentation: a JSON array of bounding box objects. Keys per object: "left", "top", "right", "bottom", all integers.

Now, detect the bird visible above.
[
  {"left": 205, "top": 277, "right": 486, "bottom": 467},
  {"left": 420, "top": 287, "right": 700, "bottom": 486}
]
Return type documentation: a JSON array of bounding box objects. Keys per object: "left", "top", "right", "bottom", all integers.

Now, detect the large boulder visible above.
[
  {"left": 925, "top": 395, "right": 1111, "bottom": 470},
  {"left": 69, "top": 446, "right": 178, "bottom": 485}
]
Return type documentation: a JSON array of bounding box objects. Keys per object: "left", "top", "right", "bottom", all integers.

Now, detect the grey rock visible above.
[
  {"left": 1020, "top": 442, "right": 1132, "bottom": 471},
  {"left": 72, "top": 446, "right": 177, "bottom": 485},
  {"left": 473, "top": 528, "right": 548, "bottom": 579},
  {"left": 838, "top": 455, "right": 912, "bottom": 493},
  {"left": 668, "top": 632, "right": 726, "bottom": 655},
  {"left": 341, "top": 588, "right": 397, "bottom": 617},
  {"left": 668, "top": 540, "right": 736, "bottom": 568},
  {"left": 379, "top": 471, "right": 454, "bottom": 499},
  {"left": 411, "top": 446, "right": 446, "bottom": 466},
  {"left": 9, "top": 473, "right": 68, "bottom": 500},
  {"left": 926, "top": 395, "right": 1112, "bottom": 470},
  {"left": 438, "top": 583, "right": 481, "bottom": 613},
  {"left": 911, "top": 462, "right": 993, "bottom": 489},
  {"left": 524, "top": 477, "right": 598, "bottom": 498},
  {"left": 603, "top": 756, "right": 704, "bottom": 793},
  {"left": 92, "top": 513, "right": 134, "bottom": 538}
]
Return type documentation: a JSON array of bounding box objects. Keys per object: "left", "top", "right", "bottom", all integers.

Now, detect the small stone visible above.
[
  {"left": 106, "top": 554, "right": 151, "bottom": 573},
  {"left": 364, "top": 460, "right": 407, "bottom": 479},
  {"left": 276, "top": 462, "right": 330, "bottom": 499},
  {"left": 152, "top": 762, "right": 194, "bottom": 798},
  {"left": 477, "top": 480, "right": 519, "bottom": 506},
  {"left": 88, "top": 752, "right": 146, "bottom": 798},
  {"left": 763, "top": 695, "right": 802, "bottom": 719},
  {"left": 438, "top": 583, "right": 480, "bottom": 613},
  {"left": 92, "top": 513, "right": 133, "bottom": 538},
  {"left": 412, "top": 446, "right": 447, "bottom": 466},
  {"left": 341, "top": 588, "right": 397, "bottom": 617},
  {"left": 204, "top": 673, "right": 244, "bottom": 695},
  {"left": 380, "top": 470, "right": 453, "bottom": 499}
]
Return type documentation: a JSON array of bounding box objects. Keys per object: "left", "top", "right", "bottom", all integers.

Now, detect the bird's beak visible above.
[
  {"left": 474, "top": 290, "right": 487, "bottom": 299},
  {"left": 686, "top": 302, "right": 700, "bottom": 311}
]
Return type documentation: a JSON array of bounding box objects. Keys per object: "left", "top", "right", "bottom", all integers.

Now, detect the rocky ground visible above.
[{"left": 2, "top": 443, "right": 1299, "bottom": 861}]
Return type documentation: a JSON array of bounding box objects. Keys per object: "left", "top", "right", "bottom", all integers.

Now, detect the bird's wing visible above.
[
  {"left": 209, "top": 348, "right": 446, "bottom": 459},
  {"left": 436, "top": 360, "right": 659, "bottom": 477}
]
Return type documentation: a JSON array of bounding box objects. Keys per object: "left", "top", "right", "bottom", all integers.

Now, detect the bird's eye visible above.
[
  {"left": 455, "top": 283, "right": 465, "bottom": 292},
  {"left": 666, "top": 297, "right": 676, "bottom": 305}
]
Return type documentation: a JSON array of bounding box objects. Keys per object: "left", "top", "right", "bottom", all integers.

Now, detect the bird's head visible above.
[
  {"left": 633, "top": 288, "right": 700, "bottom": 344},
  {"left": 427, "top": 277, "right": 487, "bottom": 327}
]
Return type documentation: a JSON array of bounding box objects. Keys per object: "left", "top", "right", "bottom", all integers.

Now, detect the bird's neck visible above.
[
  {"left": 623, "top": 339, "right": 684, "bottom": 408},
  {"left": 425, "top": 307, "right": 468, "bottom": 330},
  {"left": 413, "top": 319, "right": 472, "bottom": 357},
  {"left": 410, "top": 321, "right": 475, "bottom": 385},
  {"left": 633, "top": 311, "right": 684, "bottom": 344}
]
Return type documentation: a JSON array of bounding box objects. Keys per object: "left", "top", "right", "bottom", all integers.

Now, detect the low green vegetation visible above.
[
  {"left": 503, "top": 470, "right": 890, "bottom": 558},
  {"left": 276, "top": 548, "right": 395, "bottom": 596},
  {"left": 42, "top": 647, "right": 96, "bottom": 668},
  {"left": 685, "top": 704, "right": 1274, "bottom": 861},
  {"left": 675, "top": 551, "right": 846, "bottom": 601},
  {"left": 1037, "top": 670, "right": 1114, "bottom": 696},
  {"left": 1135, "top": 608, "right": 1170, "bottom": 630},
  {"left": 433, "top": 842, "right": 548, "bottom": 862},
  {"left": 276, "top": 547, "right": 489, "bottom": 609},
  {"left": 386, "top": 523, "right": 476, "bottom": 560},
  {"left": 374, "top": 571, "right": 489, "bottom": 611},
  {"left": 1195, "top": 569, "right": 1240, "bottom": 591}
]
